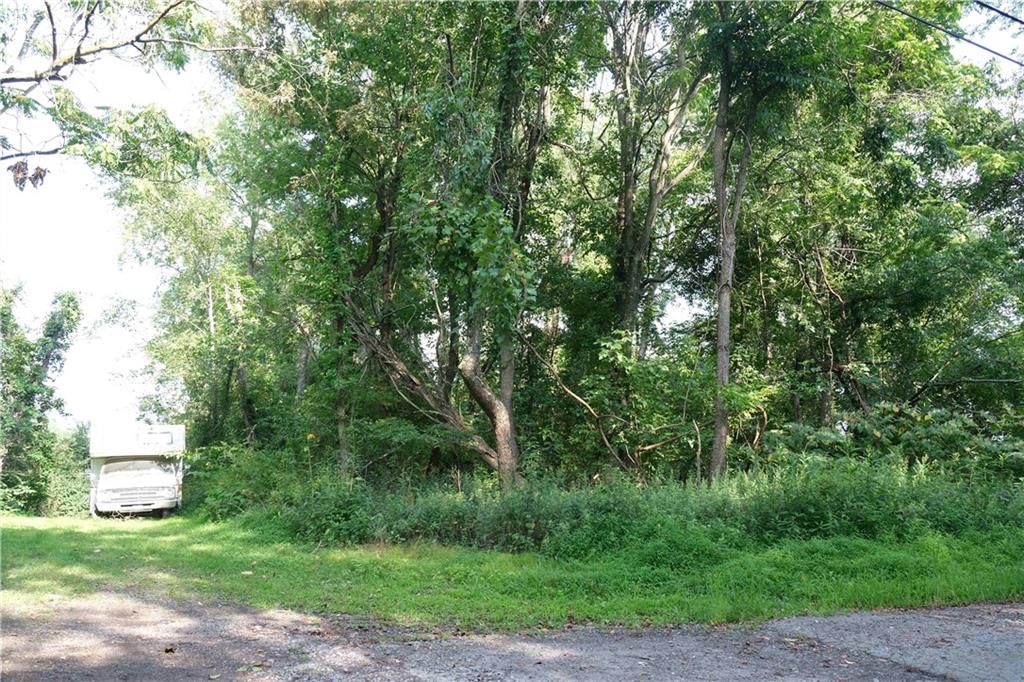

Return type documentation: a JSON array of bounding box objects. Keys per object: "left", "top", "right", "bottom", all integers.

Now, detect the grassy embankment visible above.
[{"left": 3, "top": 514, "right": 1023, "bottom": 630}]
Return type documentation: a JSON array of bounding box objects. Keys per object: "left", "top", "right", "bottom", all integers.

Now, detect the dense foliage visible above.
[
  {"left": 0, "top": 288, "right": 88, "bottom": 514},
  {"left": 5, "top": 3, "right": 1022, "bottom": 526},
  {"left": 2, "top": 7, "right": 1023, "bottom": 640},
  {"left": 188, "top": 448, "right": 1024, "bottom": 562},
  {"left": 1, "top": 0, "right": 210, "bottom": 178},
  {"left": 110, "top": 1, "right": 1022, "bottom": 490}
]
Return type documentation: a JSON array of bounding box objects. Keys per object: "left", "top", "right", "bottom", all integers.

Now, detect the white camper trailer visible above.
[{"left": 89, "top": 424, "right": 185, "bottom": 517}]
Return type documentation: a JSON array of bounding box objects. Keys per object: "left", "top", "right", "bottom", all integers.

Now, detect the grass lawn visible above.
[{"left": 3, "top": 514, "right": 1023, "bottom": 630}]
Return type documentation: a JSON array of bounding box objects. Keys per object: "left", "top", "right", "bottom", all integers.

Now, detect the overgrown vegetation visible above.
[
  {"left": 5, "top": 513, "right": 1024, "bottom": 628},
  {"left": 93, "top": 0, "right": 1022, "bottom": 489},
  {"left": 181, "top": 402, "right": 1023, "bottom": 601},
  {"left": 2, "top": 0, "right": 1023, "bottom": 627},
  {"left": 0, "top": 288, "right": 88, "bottom": 515},
  {"left": 188, "top": 434, "right": 1024, "bottom": 554}
]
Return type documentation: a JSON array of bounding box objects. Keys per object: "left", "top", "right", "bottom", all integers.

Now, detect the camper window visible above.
[{"left": 101, "top": 460, "right": 176, "bottom": 475}]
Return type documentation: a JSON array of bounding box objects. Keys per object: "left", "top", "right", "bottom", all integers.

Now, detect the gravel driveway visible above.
[{"left": 3, "top": 591, "right": 1022, "bottom": 681}]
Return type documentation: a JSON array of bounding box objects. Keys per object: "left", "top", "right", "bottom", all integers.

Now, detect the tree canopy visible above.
[{"left": 81, "top": 0, "right": 1023, "bottom": 487}]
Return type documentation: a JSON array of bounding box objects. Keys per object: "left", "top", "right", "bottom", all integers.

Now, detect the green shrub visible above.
[
  {"left": 764, "top": 404, "right": 1024, "bottom": 479},
  {"left": 279, "top": 477, "right": 374, "bottom": 545},
  {"left": 188, "top": 448, "right": 1024, "bottom": 572},
  {"left": 186, "top": 444, "right": 309, "bottom": 519},
  {"left": 1, "top": 425, "right": 90, "bottom": 516},
  {"left": 39, "top": 464, "right": 89, "bottom": 516},
  {"left": 539, "top": 485, "right": 644, "bottom": 559}
]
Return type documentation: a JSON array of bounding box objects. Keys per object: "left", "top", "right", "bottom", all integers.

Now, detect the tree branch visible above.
[
  {"left": 1, "top": 147, "right": 64, "bottom": 162},
  {"left": 1, "top": 0, "right": 190, "bottom": 86},
  {"left": 521, "top": 333, "right": 627, "bottom": 468},
  {"left": 43, "top": 2, "right": 58, "bottom": 63}
]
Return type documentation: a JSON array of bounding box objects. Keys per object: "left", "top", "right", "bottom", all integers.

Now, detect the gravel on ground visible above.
[{"left": 3, "top": 591, "right": 1022, "bottom": 681}]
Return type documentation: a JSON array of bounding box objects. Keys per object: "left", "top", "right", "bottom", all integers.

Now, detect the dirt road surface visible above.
[{"left": 3, "top": 592, "right": 1022, "bottom": 681}]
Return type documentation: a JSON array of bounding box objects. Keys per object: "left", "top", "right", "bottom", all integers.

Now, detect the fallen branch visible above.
[{"left": 521, "top": 333, "right": 627, "bottom": 469}]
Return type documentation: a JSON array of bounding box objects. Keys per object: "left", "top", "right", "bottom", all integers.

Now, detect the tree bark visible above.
[
  {"left": 606, "top": 2, "right": 708, "bottom": 335},
  {"left": 709, "top": 16, "right": 734, "bottom": 482},
  {"left": 459, "top": 317, "right": 522, "bottom": 490},
  {"left": 222, "top": 276, "right": 257, "bottom": 445},
  {"left": 295, "top": 340, "right": 310, "bottom": 400},
  {"left": 608, "top": 2, "right": 644, "bottom": 332},
  {"left": 710, "top": 126, "right": 753, "bottom": 480},
  {"left": 236, "top": 365, "right": 257, "bottom": 444},
  {"left": 709, "top": 11, "right": 754, "bottom": 482},
  {"left": 334, "top": 313, "right": 351, "bottom": 473},
  {"left": 453, "top": 0, "right": 539, "bottom": 486}
]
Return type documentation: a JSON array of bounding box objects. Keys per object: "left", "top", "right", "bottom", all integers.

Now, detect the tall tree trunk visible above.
[
  {"left": 819, "top": 375, "right": 834, "bottom": 425},
  {"left": 608, "top": 2, "right": 642, "bottom": 333},
  {"left": 819, "top": 336, "right": 835, "bottom": 425},
  {"left": 454, "top": 0, "right": 534, "bottom": 486},
  {"left": 295, "top": 340, "right": 310, "bottom": 400},
  {"left": 334, "top": 313, "right": 351, "bottom": 473},
  {"left": 438, "top": 288, "right": 459, "bottom": 404},
  {"left": 236, "top": 365, "right": 257, "bottom": 444},
  {"left": 217, "top": 359, "right": 235, "bottom": 439},
  {"left": 224, "top": 277, "right": 257, "bottom": 445},
  {"left": 459, "top": 317, "right": 522, "bottom": 490},
  {"left": 709, "top": 12, "right": 754, "bottom": 482},
  {"left": 709, "top": 20, "right": 734, "bottom": 482},
  {"left": 792, "top": 354, "right": 804, "bottom": 423},
  {"left": 710, "top": 237, "right": 735, "bottom": 479},
  {"left": 606, "top": 2, "right": 708, "bottom": 335},
  {"left": 709, "top": 129, "right": 754, "bottom": 479}
]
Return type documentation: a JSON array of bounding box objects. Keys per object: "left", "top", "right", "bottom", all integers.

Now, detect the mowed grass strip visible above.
[{"left": 3, "top": 514, "right": 1023, "bottom": 630}]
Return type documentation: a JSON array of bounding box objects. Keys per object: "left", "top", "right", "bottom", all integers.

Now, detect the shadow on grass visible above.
[{"left": 3, "top": 515, "right": 1024, "bottom": 631}]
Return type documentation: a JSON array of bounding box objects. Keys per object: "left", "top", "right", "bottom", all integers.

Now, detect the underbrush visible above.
[
  {"left": 5, "top": 513, "right": 1023, "bottom": 628},
  {"left": 1, "top": 425, "right": 89, "bottom": 517},
  {"left": 189, "top": 448, "right": 1024, "bottom": 571},
  {"left": 11, "top": 411, "right": 1022, "bottom": 628},
  {"left": 764, "top": 404, "right": 1024, "bottom": 480}
]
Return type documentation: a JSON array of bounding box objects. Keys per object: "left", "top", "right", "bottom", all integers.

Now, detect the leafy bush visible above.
[
  {"left": 185, "top": 444, "right": 309, "bottom": 518},
  {"left": 190, "top": 452, "right": 1024, "bottom": 568},
  {"left": 39, "top": 463, "right": 90, "bottom": 516},
  {"left": 763, "top": 404, "right": 1024, "bottom": 479},
  {"left": 1, "top": 424, "right": 89, "bottom": 516},
  {"left": 278, "top": 477, "right": 374, "bottom": 545}
]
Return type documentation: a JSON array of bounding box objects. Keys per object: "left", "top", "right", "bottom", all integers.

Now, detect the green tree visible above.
[
  {"left": 111, "top": 0, "right": 1023, "bottom": 488},
  {"left": 0, "top": 288, "right": 81, "bottom": 511},
  {"left": 1, "top": 0, "right": 213, "bottom": 187}
]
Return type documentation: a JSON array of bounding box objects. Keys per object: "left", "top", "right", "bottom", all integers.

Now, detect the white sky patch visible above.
[
  {"left": 953, "top": 9, "right": 1022, "bottom": 77},
  {"left": 0, "top": 57, "right": 228, "bottom": 431}
]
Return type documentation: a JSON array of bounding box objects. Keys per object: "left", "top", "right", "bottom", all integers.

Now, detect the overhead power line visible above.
[
  {"left": 973, "top": 0, "right": 1024, "bottom": 27},
  {"left": 874, "top": 0, "right": 1024, "bottom": 68}
]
